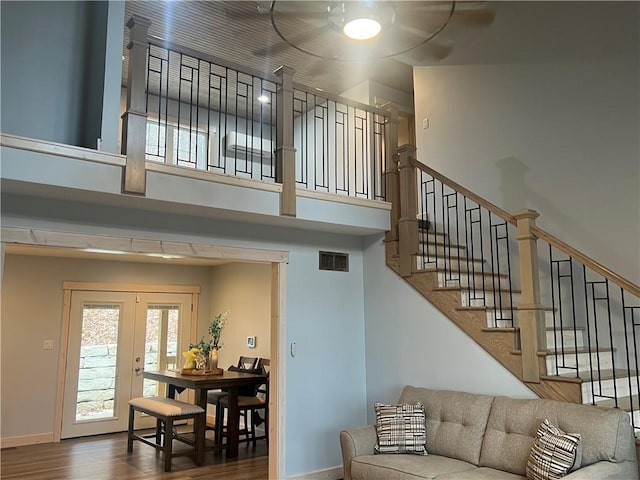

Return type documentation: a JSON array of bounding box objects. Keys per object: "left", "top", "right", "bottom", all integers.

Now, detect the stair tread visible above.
[
  {"left": 559, "top": 369, "right": 639, "bottom": 382},
  {"left": 420, "top": 240, "right": 467, "bottom": 250},
  {"left": 415, "top": 252, "right": 486, "bottom": 263},
  {"left": 457, "top": 306, "right": 515, "bottom": 311},
  {"left": 595, "top": 394, "right": 640, "bottom": 412},
  {"left": 546, "top": 326, "right": 586, "bottom": 331},
  {"left": 548, "top": 346, "right": 614, "bottom": 354},
  {"left": 416, "top": 266, "right": 508, "bottom": 278},
  {"left": 434, "top": 286, "right": 522, "bottom": 294}
]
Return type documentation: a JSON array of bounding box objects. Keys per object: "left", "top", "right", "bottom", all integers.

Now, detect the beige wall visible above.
[
  {"left": 208, "top": 262, "right": 271, "bottom": 369},
  {"left": 0, "top": 253, "right": 270, "bottom": 441}
]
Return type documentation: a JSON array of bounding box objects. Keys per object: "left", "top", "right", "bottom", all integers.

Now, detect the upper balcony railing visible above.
[{"left": 121, "top": 16, "right": 392, "bottom": 215}]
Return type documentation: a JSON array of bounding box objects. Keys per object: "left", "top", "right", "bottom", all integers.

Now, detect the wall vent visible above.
[{"left": 319, "top": 251, "right": 349, "bottom": 272}]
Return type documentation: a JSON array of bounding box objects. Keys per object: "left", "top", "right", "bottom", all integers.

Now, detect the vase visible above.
[{"left": 210, "top": 347, "right": 219, "bottom": 370}]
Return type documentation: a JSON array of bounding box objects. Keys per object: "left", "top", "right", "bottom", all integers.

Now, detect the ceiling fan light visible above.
[{"left": 343, "top": 18, "right": 381, "bottom": 40}]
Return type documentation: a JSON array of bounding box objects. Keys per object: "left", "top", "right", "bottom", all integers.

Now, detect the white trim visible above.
[
  {"left": 1, "top": 433, "right": 54, "bottom": 448},
  {"left": 0, "top": 133, "right": 126, "bottom": 166},
  {"left": 287, "top": 466, "right": 344, "bottom": 480},
  {"left": 0, "top": 227, "right": 289, "bottom": 264},
  {"left": 146, "top": 161, "right": 283, "bottom": 193},
  {"left": 296, "top": 188, "right": 391, "bottom": 210}
]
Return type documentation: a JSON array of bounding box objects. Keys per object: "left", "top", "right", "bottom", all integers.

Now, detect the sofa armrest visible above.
[
  {"left": 563, "top": 460, "right": 639, "bottom": 480},
  {"left": 340, "top": 425, "right": 377, "bottom": 480}
]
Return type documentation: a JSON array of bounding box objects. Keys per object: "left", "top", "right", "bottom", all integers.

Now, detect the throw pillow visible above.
[
  {"left": 374, "top": 402, "right": 427, "bottom": 455},
  {"left": 526, "top": 419, "right": 582, "bottom": 480}
]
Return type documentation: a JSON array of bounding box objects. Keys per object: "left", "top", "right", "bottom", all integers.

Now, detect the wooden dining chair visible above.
[
  {"left": 218, "top": 358, "right": 270, "bottom": 447},
  {"left": 206, "top": 356, "right": 262, "bottom": 443}
]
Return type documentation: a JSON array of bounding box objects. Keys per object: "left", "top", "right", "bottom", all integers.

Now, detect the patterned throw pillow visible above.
[
  {"left": 374, "top": 402, "right": 427, "bottom": 455},
  {"left": 526, "top": 419, "right": 582, "bottom": 480}
]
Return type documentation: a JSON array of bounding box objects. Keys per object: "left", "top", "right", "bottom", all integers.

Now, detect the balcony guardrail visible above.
[
  {"left": 145, "top": 37, "right": 278, "bottom": 183},
  {"left": 121, "top": 15, "right": 393, "bottom": 212},
  {"left": 292, "top": 83, "right": 387, "bottom": 200}
]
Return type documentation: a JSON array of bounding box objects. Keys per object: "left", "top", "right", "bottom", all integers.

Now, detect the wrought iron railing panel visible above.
[
  {"left": 542, "top": 242, "right": 640, "bottom": 432},
  {"left": 416, "top": 167, "right": 517, "bottom": 327},
  {"left": 145, "top": 42, "right": 278, "bottom": 182},
  {"left": 292, "top": 86, "right": 387, "bottom": 201}
]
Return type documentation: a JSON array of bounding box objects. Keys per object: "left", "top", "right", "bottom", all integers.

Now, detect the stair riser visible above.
[
  {"left": 461, "top": 291, "right": 520, "bottom": 309},
  {"left": 438, "top": 272, "right": 511, "bottom": 290},
  {"left": 417, "top": 257, "right": 484, "bottom": 272},
  {"left": 546, "top": 352, "right": 614, "bottom": 375},
  {"left": 484, "top": 310, "right": 516, "bottom": 328},
  {"left": 419, "top": 243, "right": 465, "bottom": 257},
  {"left": 582, "top": 376, "right": 640, "bottom": 404},
  {"left": 546, "top": 330, "right": 584, "bottom": 349}
]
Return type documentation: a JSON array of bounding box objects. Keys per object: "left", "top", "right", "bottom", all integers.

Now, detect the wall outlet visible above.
[{"left": 43, "top": 339, "right": 54, "bottom": 350}]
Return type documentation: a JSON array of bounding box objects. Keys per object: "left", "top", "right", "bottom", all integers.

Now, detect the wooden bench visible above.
[{"left": 127, "top": 396, "right": 205, "bottom": 472}]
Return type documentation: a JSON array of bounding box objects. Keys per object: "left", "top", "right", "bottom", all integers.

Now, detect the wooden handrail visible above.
[
  {"left": 292, "top": 81, "right": 390, "bottom": 118},
  {"left": 530, "top": 225, "right": 640, "bottom": 297},
  {"left": 410, "top": 158, "right": 516, "bottom": 225},
  {"left": 147, "top": 36, "right": 282, "bottom": 84}
]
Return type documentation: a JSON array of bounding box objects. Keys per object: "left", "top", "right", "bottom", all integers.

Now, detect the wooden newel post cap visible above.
[{"left": 513, "top": 209, "right": 540, "bottom": 221}]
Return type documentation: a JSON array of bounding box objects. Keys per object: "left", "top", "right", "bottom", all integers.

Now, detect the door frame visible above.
[
  {"left": 58, "top": 284, "right": 199, "bottom": 439},
  {"left": 0, "top": 227, "right": 288, "bottom": 480}
]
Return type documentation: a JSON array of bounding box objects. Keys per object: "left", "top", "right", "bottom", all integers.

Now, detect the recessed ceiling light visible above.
[
  {"left": 83, "top": 248, "right": 128, "bottom": 255},
  {"left": 343, "top": 18, "right": 381, "bottom": 40}
]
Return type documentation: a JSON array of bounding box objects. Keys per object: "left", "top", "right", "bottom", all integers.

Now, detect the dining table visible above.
[{"left": 143, "top": 368, "right": 268, "bottom": 461}]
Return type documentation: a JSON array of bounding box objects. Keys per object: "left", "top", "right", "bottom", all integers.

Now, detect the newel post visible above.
[
  {"left": 384, "top": 106, "right": 400, "bottom": 243},
  {"left": 275, "top": 65, "right": 297, "bottom": 217},
  {"left": 514, "top": 209, "right": 547, "bottom": 383},
  {"left": 121, "top": 15, "right": 151, "bottom": 195},
  {"left": 397, "top": 145, "right": 419, "bottom": 277}
]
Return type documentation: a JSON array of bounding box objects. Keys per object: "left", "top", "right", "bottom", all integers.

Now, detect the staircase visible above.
[{"left": 386, "top": 145, "right": 640, "bottom": 435}]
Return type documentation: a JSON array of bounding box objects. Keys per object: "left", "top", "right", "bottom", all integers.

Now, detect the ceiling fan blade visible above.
[
  {"left": 394, "top": 28, "right": 453, "bottom": 60},
  {"left": 254, "top": 25, "right": 331, "bottom": 57}
]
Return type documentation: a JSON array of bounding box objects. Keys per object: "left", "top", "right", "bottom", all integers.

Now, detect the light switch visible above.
[
  {"left": 422, "top": 118, "right": 430, "bottom": 129},
  {"left": 43, "top": 339, "right": 54, "bottom": 350}
]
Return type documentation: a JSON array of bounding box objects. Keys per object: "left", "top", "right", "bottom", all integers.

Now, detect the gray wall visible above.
[
  {"left": 413, "top": 1, "right": 640, "bottom": 284},
  {"left": 0, "top": 1, "right": 109, "bottom": 147},
  {"left": 0, "top": 195, "right": 368, "bottom": 477}
]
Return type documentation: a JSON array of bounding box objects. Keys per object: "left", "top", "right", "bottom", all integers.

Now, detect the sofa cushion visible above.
[
  {"left": 479, "top": 397, "right": 636, "bottom": 476},
  {"left": 399, "top": 386, "right": 495, "bottom": 465},
  {"left": 436, "top": 467, "right": 526, "bottom": 479},
  {"left": 525, "top": 419, "right": 581, "bottom": 480},
  {"left": 351, "top": 453, "right": 477, "bottom": 480},
  {"left": 374, "top": 402, "right": 427, "bottom": 455}
]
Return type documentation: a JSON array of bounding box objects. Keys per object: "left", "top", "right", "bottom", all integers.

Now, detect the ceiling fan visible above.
[{"left": 227, "top": 1, "right": 496, "bottom": 63}]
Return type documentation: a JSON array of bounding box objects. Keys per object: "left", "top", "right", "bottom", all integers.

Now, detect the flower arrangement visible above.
[
  {"left": 181, "top": 310, "right": 229, "bottom": 369},
  {"left": 209, "top": 310, "right": 229, "bottom": 350}
]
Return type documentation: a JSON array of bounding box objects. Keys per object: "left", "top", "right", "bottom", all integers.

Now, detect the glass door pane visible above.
[
  {"left": 75, "top": 304, "right": 120, "bottom": 421},
  {"left": 143, "top": 305, "right": 180, "bottom": 398}
]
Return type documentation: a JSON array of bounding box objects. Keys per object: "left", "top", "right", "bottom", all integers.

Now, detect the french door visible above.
[{"left": 61, "top": 289, "right": 194, "bottom": 439}]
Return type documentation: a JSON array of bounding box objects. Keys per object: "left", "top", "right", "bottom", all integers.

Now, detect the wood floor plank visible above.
[{"left": 1, "top": 431, "right": 268, "bottom": 479}]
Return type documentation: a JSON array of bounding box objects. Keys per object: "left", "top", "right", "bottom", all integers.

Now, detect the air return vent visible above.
[{"left": 319, "top": 251, "right": 349, "bottom": 272}]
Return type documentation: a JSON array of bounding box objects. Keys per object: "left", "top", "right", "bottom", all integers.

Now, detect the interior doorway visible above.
[{"left": 0, "top": 227, "right": 287, "bottom": 479}]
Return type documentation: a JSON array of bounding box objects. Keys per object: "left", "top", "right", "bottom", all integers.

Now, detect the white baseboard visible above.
[
  {"left": 1, "top": 432, "right": 54, "bottom": 448},
  {"left": 287, "top": 465, "right": 343, "bottom": 480}
]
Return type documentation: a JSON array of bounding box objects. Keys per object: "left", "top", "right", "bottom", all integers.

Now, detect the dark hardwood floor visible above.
[{"left": 1, "top": 431, "right": 268, "bottom": 479}]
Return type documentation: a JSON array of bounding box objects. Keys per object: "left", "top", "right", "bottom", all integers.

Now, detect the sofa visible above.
[{"left": 340, "top": 386, "right": 638, "bottom": 479}]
